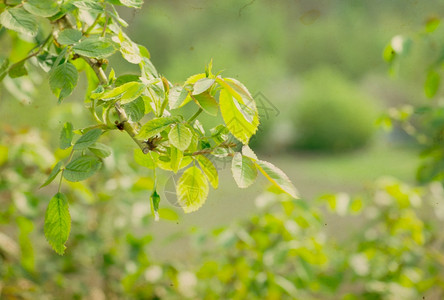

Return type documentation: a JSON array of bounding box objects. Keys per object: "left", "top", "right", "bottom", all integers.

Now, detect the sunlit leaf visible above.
[
  {"left": 73, "top": 129, "right": 102, "bottom": 150},
  {"left": 255, "top": 160, "right": 298, "bottom": 198},
  {"left": 231, "top": 153, "right": 257, "bottom": 188},
  {"left": 176, "top": 165, "right": 209, "bottom": 213},
  {"left": 23, "top": 0, "right": 59, "bottom": 17},
  {"left": 57, "top": 29, "right": 82, "bottom": 45},
  {"left": 0, "top": 8, "right": 38, "bottom": 37},
  {"left": 73, "top": 37, "right": 117, "bottom": 58},
  {"left": 44, "top": 193, "right": 71, "bottom": 255},
  {"left": 136, "top": 116, "right": 180, "bottom": 140},
  {"left": 196, "top": 155, "right": 219, "bottom": 189},
  {"left": 169, "top": 123, "right": 192, "bottom": 151},
  {"left": 40, "top": 161, "right": 63, "bottom": 188}
]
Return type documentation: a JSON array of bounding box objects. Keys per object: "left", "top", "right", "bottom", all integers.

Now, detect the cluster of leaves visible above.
[{"left": 0, "top": 0, "right": 297, "bottom": 254}]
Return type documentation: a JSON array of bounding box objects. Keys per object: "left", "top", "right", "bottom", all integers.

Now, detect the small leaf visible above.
[
  {"left": 73, "top": 37, "right": 117, "bottom": 59},
  {"left": 196, "top": 155, "right": 219, "bottom": 189},
  {"left": 255, "top": 160, "right": 298, "bottom": 198},
  {"left": 134, "top": 149, "right": 157, "bottom": 169},
  {"left": 0, "top": 58, "right": 10, "bottom": 82},
  {"left": 120, "top": 39, "right": 142, "bottom": 64},
  {"left": 231, "top": 153, "right": 257, "bottom": 188},
  {"left": 73, "top": 129, "right": 102, "bottom": 150},
  {"left": 40, "top": 161, "right": 63, "bottom": 188},
  {"left": 169, "top": 85, "right": 189, "bottom": 109},
  {"left": 8, "top": 61, "right": 27, "bottom": 78},
  {"left": 88, "top": 143, "right": 112, "bottom": 158},
  {"left": 425, "top": 70, "right": 440, "bottom": 98},
  {"left": 49, "top": 62, "right": 78, "bottom": 102},
  {"left": 57, "top": 29, "right": 82, "bottom": 45},
  {"left": 170, "top": 146, "right": 183, "bottom": 173},
  {"left": 44, "top": 193, "right": 71, "bottom": 255},
  {"left": 73, "top": 0, "right": 104, "bottom": 12},
  {"left": 120, "top": 0, "right": 143, "bottom": 8},
  {"left": 150, "top": 189, "right": 160, "bottom": 221},
  {"left": 60, "top": 122, "right": 74, "bottom": 149},
  {"left": 23, "top": 0, "right": 59, "bottom": 17},
  {"left": 136, "top": 116, "right": 180, "bottom": 140},
  {"left": 0, "top": 8, "right": 38, "bottom": 37},
  {"left": 168, "top": 123, "right": 192, "bottom": 151},
  {"left": 192, "top": 78, "right": 215, "bottom": 95},
  {"left": 193, "top": 92, "right": 218, "bottom": 116},
  {"left": 426, "top": 17, "right": 440, "bottom": 33},
  {"left": 158, "top": 208, "right": 179, "bottom": 221},
  {"left": 123, "top": 97, "right": 145, "bottom": 122},
  {"left": 242, "top": 145, "right": 258, "bottom": 161},
  {"left": 176, "top": 165, "right": 209, "bottom": 213},
  {"left": 95, "top": 81, "right": 145, "bottom": 104},
  {"left": 63, "top": 156, "right": 102, "bottom": 182}
]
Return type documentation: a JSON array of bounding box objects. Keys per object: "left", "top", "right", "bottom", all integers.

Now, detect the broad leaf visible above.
[
  {"left": 168, "top": 123, "right": 192, "bottom": 151},
  {"left": 73, "top": 37, "right": 117, "bottom": 58},
  {"left": 73, "top": 129, "right": 102, "bottom": 150},
  {"left": 60, "top": 122, "right": 74, "bottom": 149},
  {"left": 57, "top": 29, "right": 82, "bottom": 45},
  {"left": 49, "top": 62, "right": 78, "bottom": 102},
  {"left": 123, "top": 97, "right": 145, "bottom": 122},
  {"left": 88, "top": 143, "right": 112, "bottom": 158},
  {"left": 176, "top": 165, "right": 209, "bottom": 213},
  {"left": 196, "top": 155, "right": 219, "bottom": 189},
  {"left": 134, "top": 148, "right": 157, "bottom": 169},
  {"left": 136, "top": 116, "right": 180, "bottom": 140},
  {"left": 23, "top": 0, "right": 59, "bottom": 17},
  {"left": 73, "top": 0, "right": 104, "bottom": 12},
  {"left": 8, "top": 61, "right": 27, "bottom": 78},
  {"left": 231, "top": 153, "right": 257, "bottom": 188},
  {"left": 242, "top": 145, "right": 258, "bottom": 160},
  {"left": 120, "top": 40, "right": 142, "bottom": 64},
  {"left": 193, "top": 92, "right": 218, "bottom": 116},
  {"left": 170, "top": 146, "right": 183, "bottom": 173},
  {"left": 63, "top": 156, "right": 101, "bottom": 182},
  {"left": 255, "top": 160, "right": 298, "bottom": 198},
  {"left": 0, "top": 8, "right": 38, "bottom": 37},
  {"left": 95, "top": 81, "right": 145, "bottom": 104},
  {"left": 169, "top": 85, "right": 189, "bottom": 109},
  {"left": 40, "top": 161, "right": 63, "bottom": 188},
  {"left": 0, "top": 58, "right": 9, "bottom": 82},
  {"left": 120, "top": 0, "right": 143, "bottom": 8},
  {"left": 44, "top": 193, "right": 71, "bottom": 255},
  {"left": 192, "top": 78, "right": 215, "bottom": 95}
]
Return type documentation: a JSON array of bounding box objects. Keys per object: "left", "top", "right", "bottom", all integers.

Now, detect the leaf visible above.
[
  {"left": 72, "top": 0, "right": 104, "bottom": 12},
  {"left": 120, "top": 40, "right": 142, "bottom": 64},
  {"left": 88, "top": 143, "right": 112, "bottom": 158},
  {"left": 44, "top": 193, "right": 71, "bottom": 255},
  {"left": 196, "top": 155, "right": 219, "bottom": 189},
  {"left": 170, "top": 146, "right": 183, "bottom": 173},
  {"left": 169, "top": 85, "right": 189, "bottom": 109},
  {"left": 120, "top": 0, "right": 143, "bottom": 8},
  {"left": 73, "top": 129, "right": 102, "bottom": 150},
  {"left": 73, "top": 37, "right": 117, "bottom": 59},
  {"left": 95, "top": 81, "right": 145, "bottom": 104},
  {"left": 23, "top": 0, "right": 59, "bottom": 17},
  {"left": 60, "top": 122, "right": 74, "bottom": 149},
  {"left": 0, "top": 8, "right": 38, "bottom": 37},
  {"left": 8, "top": 61, "right": 27, "bottom": 78},
  {"left": 158, "top": 208, "right": 179, "bottom": 221},
  {"left": 192, "top": 78, "right": 215, "bottom": 95},
  {"left": 123, "top": 97, "right": 145, "bottom": 122},
  {"left": 168, "top": 123, "right": 192, "bottom": 151},
  {"left": 242, "top": 145, "right": 258, "bottom": 160},
  {"left": 49, "top": 62, "right": 78, "bottom": 102},
  {"left": 425, "top": 70, "right": 440, "bottom": 98},
  {"left": 136, "top": 116, "right": 180, "bottom": 140},
  {"left": 134, "top": 149, "right": 157, "bottom": 169},
  {"left": 231, "top": 153, "right": 257, "bottom": 188},
  {"left": 150, "top": 189, "right": 160, "bottom": 221},
  {"left": 63, "top": 156, "right": 102, "bottom": 182},
  {"left": 0, "top": 58, "right": 9, "bottom": 82},
  {"left": 193, "top": 92, "right": 218, "bottom": 116},
  {"left": 255, "top": 160, "right": 298, "bottom": 198},
  {"left": 426, "top": 17, "right": 440, "bottom": 33},
  {"left": 40, "top": 161, "right": 63, "bottom": 188},
  {"left": 176, "top": 165, "right": 209, "bottom": 213},
  {"left": 57, "top": 29, "right": 82, "bottom": 45}
]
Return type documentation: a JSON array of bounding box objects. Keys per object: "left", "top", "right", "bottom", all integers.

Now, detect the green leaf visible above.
[
  {"left": 49, "top": 62, "right": 78, "bottom": 102},
  {"left": 176, "top": 165, "right": 209, "bottom": 213},
  {"left": 72, "top": 0, "right": 104, "bottom": 12},
  {"left": 192, "top": 78, "right": 215, "bottom": 95},
  {"left": 57, "top": 29, "right": 82, "bottom": 45},
  {"left": 123, "top": 97, "right": 145, "bottom": 122},
  {"left": 425, "top": 70, "right": 440, "bottom": 98},
  {"left": 120, "top": 0, "right": 143, "bottom": 8},
  {"left": 255, "top": 160, "right": 298, "bottom": 198},
  {"left": 134, "top": 148, "right": 157, "bottom": 169},
  {"left": 8, "top": 60, "right": 27, "bottom": 78},
  {"left": 115, "top": 74, "right": 140, "bottom": 86},
  {"left": 94, "top": 81, "right": 145, "bottom": 104},
  {"left": 231, "top": 153, "right": 257, "bottom": 188},
  {"left": 242, "top": 145, "right": 258, "bottom": 160},
  {"left": 120, "top": 39, "right": 142, "bottom": 64},
  {"left": 44, "top": 193, "right": 71, "bottom": 255},
  {"left": 63, "top": 156, "right": 101, "bottom": 182},
  {"left": 158, "top": 208, "right": 179, "bottom": 221},
  {"left": 23, "top": 0, "right": 59, "bottom": 17},
  {"left": 136, "top": 116, "right": 180, "bottom": 140},
  {"left": 73, "top": 37, "right": 117, "bottom": 59},
  {"left": 40, "top": 161, "right": 63, "bottom": 188},
  {"left": 196, "top": 155, "right": 219, "bottom": 189},
  {"left": 426, "top": 17, "right": 440, "bottom": 33},
  {"left": 193, "top": 92, "right": 218, "bottom": 116},
  {"left": 170, "top": 146, "right": 183, "bottom": 173},
  {"left": 60, "top": 122, "right": 74, "bottom": 149},
  {"left": 150, "top": 189, "right": 160, "bottom": 221},
  {"left": 88, "top": 143, "right": 112, "bottom": 158},
  {"left": 168, "top": 123, "right": 192, "bottom": 151},
  {"left": 169, "top": 85, "right": 189, "bottom": 109},
  {"left": 0, "top": 58, "right": 10, "bottom": 82},
  {"left": 0, "top": 8, "right": 38, "bottom": 37},
  {"left": 73, "top": 129, "right": 102, "bottom": 150}
]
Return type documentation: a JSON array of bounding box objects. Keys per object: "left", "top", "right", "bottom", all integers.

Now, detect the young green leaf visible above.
[
  {"left": 120, "top": 0, "right": 144, "bottom": 8},
  {"left": 192, "top": 78, "right": 215, "bottom": 95},
  {"left": 168, "top": 123, "right": 192, "bottom": 151},
  {"left": 44, "top": 193, "right": 71, "bottom": 255},
  {"left": 136, "top": 116, "right": 180, "bottom": 140},
  {"left": 196, "top": 155, "right": 219, "bottom": 189},
  {"left": 63, "top": 156, "right": 102, "bottom": 182},
  {"left": 57, "top": 29, "right": 82, "bottom": 45},
  {"left": 95, "top": 81, "right": 145, "bottom": 104},
  {"left": 60, "top": 122, "right": 74, "bottom": 149},
  {"left": 134, "top": 149, "right": 158, "bottom": 169},
  {"left": 0, "top": 8, "right": 38, "bottom": 37},
  {"left": 88, "top": 143, "right": 112, "bottom": 158},
  {"left": 170, "top": 146, "right": 183, "bottom": 173},
  {"left": 123, "top": 97, "right": 145, "bottom": 122},
  {"left": 49, "top": 62, "right": 78, "bottom": 102},
  {"left": 23, "top": 0, "right": 59, "bottom": 17},
  {"left": 193, "top": 92, "right": 218, "bottom": 116},
  {"left": 8, "top": 61, "right": 28, "bottom": 78},
  {"left": 73, "top": 0, "right": 104, "bottom": 12},
  {"left": 242, "top": 145, "right": 258, "bottom": 160},
  {"left": 73, "top": 37, "right": 117, "bottom": 59},
  {"left": 73, "top": 129, "right": 102, "bottom": 150},
  {"left": 425, "top": 70, "right": 440, "bottom": 98},
  {"left": 255, "top": 160, "right": 298, "bottom": 198},
  {"left": 150, "top": 189, "right": 161, "bottom": 221},
  {"left": 169, "top": 85, "right": 189, "bottom": 109},
  {"left": 0, "top": 58, "right": 9, "bottom": 82},
  {"left": 40, "top": 161, "right": 63, "bottom": 188},
  {"left": 231, "top": 153, "right": 257, "bottom": 188},
  {"left": 176, "top": 165, "right": 209, "bottom": 213}
]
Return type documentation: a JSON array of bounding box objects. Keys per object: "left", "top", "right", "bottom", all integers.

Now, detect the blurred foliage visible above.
[{"left": 293, "top": 67, "right": 377, "bottom": 151}]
